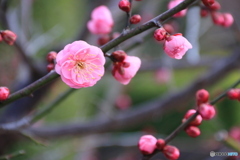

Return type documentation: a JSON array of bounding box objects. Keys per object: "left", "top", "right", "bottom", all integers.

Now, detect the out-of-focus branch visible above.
[
  {"left": 23, "top": 49, "right": 240, "bottom": 139},
  {"left": 0, "top": 0, "right": 199, "bottom": 109}
]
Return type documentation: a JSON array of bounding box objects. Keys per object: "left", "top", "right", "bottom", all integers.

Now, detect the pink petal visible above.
[
  {"left": 87, "top": 5, "right": 113, "bottom": 34},
  {"left": 113, "top": 56, "right": 141, "bottom": 85}
]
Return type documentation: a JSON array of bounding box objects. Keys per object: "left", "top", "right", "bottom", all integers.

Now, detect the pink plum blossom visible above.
[
  {"left": 168, "top": 0, "right": 187, "bottom": 17},
  {"left": 87, "top": 5, "right": 114, "bottom": 35},
  {"left": 164, "top": 34, "right": 192, "bottom": 59},
  {"left": 138, "top": 135, "right": 157, "bottom": 155},
  {"left": 112, "top": 56, "right": 141, "bottom": 85},
  {"left": 55, "top": 40, "right": 105, "bottom": 89}
]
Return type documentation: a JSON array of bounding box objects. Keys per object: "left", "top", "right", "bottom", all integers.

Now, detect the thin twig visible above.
[{"left": 124, "top": 0, "right": 133, "bottom": 30}]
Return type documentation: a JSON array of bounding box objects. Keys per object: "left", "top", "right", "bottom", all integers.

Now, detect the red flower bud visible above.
[
  {"left": 198, "top": 103, "right": 216, "bottom": 120},
  {"left": 163, "top": 145, "right": 180, "bottom": 160},
  {"left": 154, "top": 28, "right": 167, "bottom": 41},
  {"left": 227, "top": 89, "right": 240, "bottom": 100},
  {"left": 47, "top": 51, "right": 57, "bottom": 63},
  {"left": 222, "top": 13, "right": 234, "bottom": 28},
  {"left": 211, "top": 12, "right": 224, "bottom": 25},
  {"left": 202, "top": 0, "right": 215, "bottom": 7},
  {"left": 200, "top": 8, "right": 209, "bottom": 17},
  {"left": 130, "top": 14, "right": 141, "bottom": 24},
  {"left": 185, "top": 126, "right": 201, "bottom": 138},
  {"left": 98, "top": 35, "right": 111, "bottom": 46},
  {"left": 118, "top": 0, "right": 131, "bottom": 12},
  {"left": 0, "top": 30, "right": 17, "bottom": 45},
  {"left": 156, "top": 139, "right": 165, "bottom": 150},
  {"left": 182, "top": 109, "right": 202, "bottom": 126},
  {"left": 111, "top": 50, "right": 127, "bottom": 62},
  {"left": 209, "top": 1, "right": 221, "bottom": 11},
  {"left": 47, "top": 63, "right": 55, "bottom": 72},
  {"left": 196, "top": 89, "right": 209, "bottom": 105},
  {"left": 0, "top": 87, "right": 10, "bottom": 101}
]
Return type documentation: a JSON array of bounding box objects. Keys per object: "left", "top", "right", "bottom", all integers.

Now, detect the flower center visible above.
[{"left": 77, "top": 61, "right": 85, "bottom": 69}]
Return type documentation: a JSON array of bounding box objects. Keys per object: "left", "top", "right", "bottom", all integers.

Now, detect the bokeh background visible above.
[{"left": 0, "top": 0, "right": 240, "bottom": 159}]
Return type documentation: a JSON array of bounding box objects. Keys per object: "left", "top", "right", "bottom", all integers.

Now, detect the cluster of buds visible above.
[
  {"left": 0, "top": 30, "right": 17, "bottom": 45},
  {"left": 154, "top": 27, "right": 192, "bottom": 59},
  {"left": 227, "top": 89, "right": 240, "bottom": 101},
  {"left": 46, "top": 51, "right": 57, "bottom": 72},
  {"left": 201, "top": 0, "right": 234, "bottom": 27},
  {"left": 182, "top": 89, "right": 216, "bottom": 138},
  {"left": 0, "top": 87, "right": 10, "bottom": 101},
  {"left": 138, "top": 135, "right": 180, "bottom": 160},
  {"left": 118, "top": 0, "right": 142, "bottom": 25}
]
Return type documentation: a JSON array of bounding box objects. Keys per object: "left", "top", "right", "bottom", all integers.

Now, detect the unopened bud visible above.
[
  {"left": 47, "top": 51, "right": 57, "bottom": 63},
  {"left": 227, "top": 89, "right": 239, "bottom": 100},
  {"left": 196, "top": 89, "right": 209, "bottom": 105},
  {"left": 200, "top": 8, "right": 209, "bottom": 17},
  {"left": 198, "top": 103, "right": 216, "bottom": 120},
  {"left": 163, "top": 145, "right": 180, "bottom": 160},
  {"left": 47, "top": 63, "right": 55, "bottom": 72},
  {"left": 138, "top": 135, "right": 157, "bottom": 155},
  {"left": 202, "top": 0, "right": 215, "bottom": 7},
  {"left": 185, "top": 126, "right": 201, "bottom": 138},
  {"left": 98, "top": 35, "right": 111, "bottom": 45},
  {"left": 182, "top": 109, "right": 202, "bottom": 126},
  {"left": 0, "top": 87, "right": 10, "bottom": 101},
  {"left": 119, "top": 0, "right": 131, "bottom": 12},
  {"left": 211, "top": 12, "right": 224, "bottom": 25},
  {"left": 111, "top": 50, "right": 127, "bottom": 62},
  {"left": 130, "top": 14, "right": 141, "bottom": 24},
  {"left": 222, "top": 13, "right": 234, "bottom": 28},
  {"left": 209, "top": 1, "right": 221, "bottom": 11},
  {"left": 0, "top": 30, "right": 17, "bottom": 45},
  {"left": 154, "top": 28, "right": 167, "bottom": 41},
  {"left": 156, "top": 139, "right": 165, "bottom": 150}
]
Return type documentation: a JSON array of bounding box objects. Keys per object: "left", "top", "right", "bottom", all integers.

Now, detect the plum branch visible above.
[{"left": 0, "top": 0, "right": 199, "bottom": 108}]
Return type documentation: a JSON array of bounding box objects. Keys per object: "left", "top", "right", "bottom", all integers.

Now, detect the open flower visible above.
[
  {"left": 168, "top": 0, "right": 187, "bottom": 17},
  {"left": 87, "top": 5, "right": 114, "bottom": 35},
  {"left": 112, "top": 51, "right": 141, "bottom": 85},
  {"left": 55, "top": 41, "right": 105, "bottom": 88},
  {"left": 164, "top": 34, "right": 192, "bottom": 59}
]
